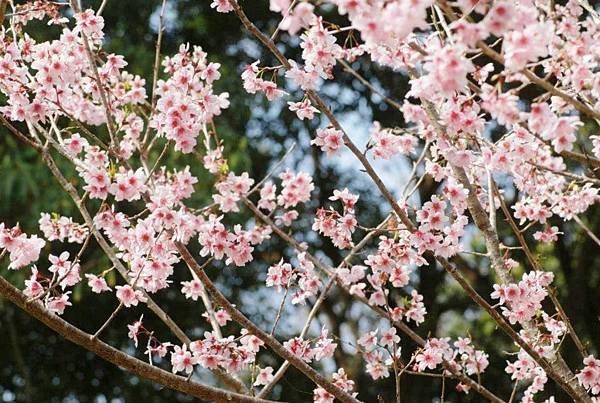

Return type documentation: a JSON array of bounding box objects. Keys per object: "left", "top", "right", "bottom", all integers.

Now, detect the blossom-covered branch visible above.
[{"left": 2, "top": 0, "right": 600, "bottom": 402}]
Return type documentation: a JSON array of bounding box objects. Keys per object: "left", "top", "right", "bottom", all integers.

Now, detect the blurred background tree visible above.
[{"left": 1, "top": 1, "right": 598, "bottom": 402}]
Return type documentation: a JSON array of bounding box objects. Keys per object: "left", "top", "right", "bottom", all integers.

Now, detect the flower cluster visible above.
[
  {"left": 313, "top": 368, "right": 356, "bottom": 403},
  {"left": 85, "top": 273, "right": 112, "bottom": 294},
  {"left": 414, "top": 337, "right": 489, "bottom": 377},
  {"left": 277, "top": 170, "right": 315, "bottom": 208},
  {"left": 358, "top": 327, "right": 400, "bottom": 380},
  {"left": 241, "top": 61, "right": 287, "bottom": 100},
  {"left": 505, "top": 347, "right": 553, "bottom": 403},
  {"left": 39, "top": 213, "right": 89, "bottom": 243},
  {"left": 284, "top": 329, "right": 337, "bottom": 363},
  {"left": 311, "top": 126, "right": 344, "bottom": 155},
  {"left": 76, "top": 145, "right": 111, "bottom": 200},
  {"left": 278, "top": 2, "right": 316, "bottom": 36},
  {"left": 152, "top": 44, "right": 229, "bottom": 152},
  {"left": 389, "top": 290, "right": 427, "bottom": 326},
  {"left": 170, "top": 330, "right": 264, "bottom": 374},
  {"left": 312, "top": 188, "right": 358, "bottom": 249},
  {"left": 109, "top": 168, "right": 147, "bottom": 202},
  {"left": 329, "top": 0, "right": 433, "bottom": 68},
  {"left": 410, "top": 45, "right": 474, "bottom": 99},
  {"left": 299, "top": 18, "right": 343, "bottom": 79},
  {"left": 288, "top": 98, "right": 319, "bottom": 120},
  {"left": 577, "top": 355, "right": 600, "bottom": 396},
  {"left": 491, "top": 271, "right": 554, "bottom": 325},
  {"left": 48, "top": 251, "right": 81, "bottom": 290},
  {"left": 116, "top": 284, "right": 147, "bottom": 307},
  {"left": 0, "top": 8, "right": 145, "bottom": 133},
  {"left": 285, "top": 60, "right": 320, "bottom": 91},
  {"left": 368, "top": 122, "right": 417, "bottom": 160},
  {"left": 197, "top": 214, "right": 265, "bottom": 267},
  {"left": 0, "top": 224, "right": 45, "bottom": 270},
  {"left": 213, "top": 172, "right": 254, "bottom": 213}
]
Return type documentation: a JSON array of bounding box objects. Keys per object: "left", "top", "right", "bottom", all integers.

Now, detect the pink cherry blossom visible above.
[
  {"left": 288, "top": 99, "right": 319, "bottom": 120},
  {"left": 46, "top": 292, "right": 72, "bottom": 315},
  {"left": 85, "top": 274, "right": 112, "bottom": 293},
  {"left": 0, "top": 224, "right": 46, "bottom": 270},
  {"left": 312, "top": 127, "right": 344, "bottom": 155},
  {"left": 254, "top": 366, "right": 275, "bottom": 386},
  {"left": 115, "top": 285, "right": 147, "bottom": 307},
  {"left": 2, "top": 3, "right": 600, "bottom": 402},
  {"left": 170, "top": 344, "right": 198, "bottom": 374},
  {"left": 127, "top": 315, "right": 144, "bottom": 347}
]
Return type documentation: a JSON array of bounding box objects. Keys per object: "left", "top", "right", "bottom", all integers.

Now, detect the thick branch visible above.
[
  {"left": 176, "top": 243, "right": 362, "bottom": 403},
  {"left": 418, "top": 99, "right": 592, "bottom": 402}
]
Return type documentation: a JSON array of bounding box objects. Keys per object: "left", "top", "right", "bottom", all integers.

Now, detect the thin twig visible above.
[
  {"left": 69, "top": 1, "right": 118, "bottom": 146},
  {"left": 339, "top": 60, "right": 403, "bottom": 111},
  {"left": 142, "top": 0, "right": 168, "bottom": 149},
  {"left": 492, "top": 181, "right": 590, "bottom": 359},
  {"left": 573, "top": 215, "right": 600, "bottom": 247},
  {"left": 270, "top": 279, "right": 291, "bottom": 336},
  {"left": 97, "top": 0, "right": 109, "bottom": 16},
  {"left": 93, "top": 301, "right": 124, "bottom": 338}
]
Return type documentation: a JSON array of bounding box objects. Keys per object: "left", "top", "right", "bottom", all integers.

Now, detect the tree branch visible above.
[
  {"left": 0, "top": 276, "right": 274, "bottom": 403},
  {"left": 176, "top": 243, "right": 362, "bottom": 403}
]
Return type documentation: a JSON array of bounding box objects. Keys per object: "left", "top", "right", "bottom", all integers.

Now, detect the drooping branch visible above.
[{"left": 0, "top": 276, "right": 274, "bottom": 403}]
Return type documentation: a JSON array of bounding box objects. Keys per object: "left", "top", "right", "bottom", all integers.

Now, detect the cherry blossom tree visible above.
[{"left": 1, "top": 0, "right": 600, "bottom": 402}]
